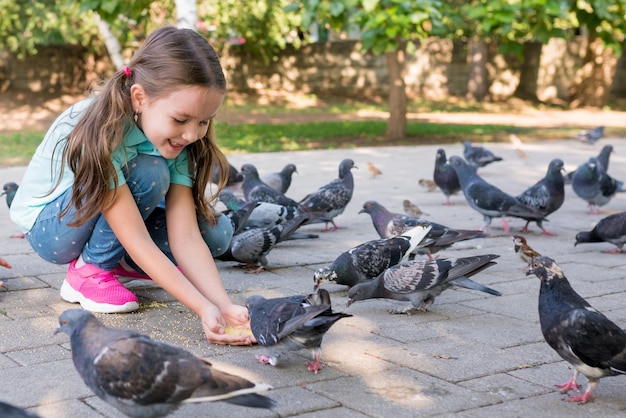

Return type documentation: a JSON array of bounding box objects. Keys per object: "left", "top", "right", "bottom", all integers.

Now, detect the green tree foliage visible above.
[
  {"left": 291, "top": 0, "right": 443, "bottom": 139},
  {"left": 205, "top": 0, "right": 302, "bottom": 64},
  {"left": 0, "top": 0, "right": 99, "bottom": 58}
]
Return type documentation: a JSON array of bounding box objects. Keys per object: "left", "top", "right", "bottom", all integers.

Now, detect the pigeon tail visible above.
[{"left": 452, "top": 276, "right": 502, "bottom": 296}]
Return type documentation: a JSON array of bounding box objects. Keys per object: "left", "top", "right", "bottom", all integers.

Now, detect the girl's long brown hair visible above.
[{"left": 59, "top": 26, "right": 229, "bottom": 227}]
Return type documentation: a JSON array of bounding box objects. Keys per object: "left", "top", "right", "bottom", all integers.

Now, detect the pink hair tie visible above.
[{"left": 121, "top": 65, "right": 132, "bottom": 77}]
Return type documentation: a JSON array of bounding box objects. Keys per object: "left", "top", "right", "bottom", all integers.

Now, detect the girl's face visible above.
[{"left": 134, "top": 85, "right": 224, "bottom": 159}]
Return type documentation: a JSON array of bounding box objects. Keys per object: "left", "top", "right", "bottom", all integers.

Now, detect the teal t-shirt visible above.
[{"left": 9, "top": 98, "right": 193, "bottom": 233}]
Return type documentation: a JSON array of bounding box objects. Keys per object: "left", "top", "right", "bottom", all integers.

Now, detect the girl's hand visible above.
[{"left": 200, "top": 304, "right": 255, "bottom": 345}]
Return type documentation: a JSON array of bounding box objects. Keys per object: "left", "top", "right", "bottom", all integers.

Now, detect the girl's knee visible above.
[
  {"left": 125, "top": 155, "right": 170, "bottom": 207},
  {"left": 202, "top": 215, "right": 233, "bottom": 257}
]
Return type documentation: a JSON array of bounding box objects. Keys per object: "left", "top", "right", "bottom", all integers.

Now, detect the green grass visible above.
[{"left": 2, "top": 120, "right": 622, "bottom": 167}]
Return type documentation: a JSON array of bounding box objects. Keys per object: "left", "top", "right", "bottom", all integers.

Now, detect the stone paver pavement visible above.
[{"left": 1, "top": 138, "right": 626, "bottom": 417}]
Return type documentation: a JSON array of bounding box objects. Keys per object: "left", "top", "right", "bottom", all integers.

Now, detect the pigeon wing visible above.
[{"left": 561, "top": 308, "right": 626, "bottom": 372}]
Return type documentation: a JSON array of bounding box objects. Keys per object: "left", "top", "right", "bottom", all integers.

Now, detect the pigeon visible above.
[
  {"left": 462, "top": 140, "right": 503, "bottom": 169},
  {"left": 575, "top": 211, "right": 626, "bottom": 253},
  {"left": 218, "top": 189, "right": 246, "bottom": 211},
  {"left": 211, "top": 162, "right": 243, "bottom": 187},
  {"left": 299, "top": 158, "right": 357, "bottom": 231},
  {"left": 366, "top": 162, "right": 382, "bottom": 178},
  {"left": 219, "top": 213, "right": 311, "bottom": 273},
  {"left": 571, "top": 157, "right": 624, "bottom": 214},
  {"left": 261, "top": 163, "right": 298, "bottom": 193},
  {"left": 433, "top": 148, "right": 461, "bottom": 205},
  {"left": 2, "top": 182, "right": 19, "bottom": 207},
  {"left": 313, "top": 224, "right": 432, "bottom": 289},
  {"left": 527, "top": 256, "right": 626, "bottom": 404},
  {"left": 515, "top": 158, "right": 565, "bottom": 235},
  {"left": 246, "top": 288, "right": 352, "bottom": 373},
  {"left": 347, "top": 254, "right": 501, "bottom": 314},
  {"left": 359, "top": 200, "right": 487, "bottom": 257},
  {"left": 565, "top": 145, "right": 613, "bottom": 185},
  {"left": 402, "top": 199, "right": 428, "bottom": 217},
  {"left": 2, "top": 182, "right": 25, "bottom": 238},
  {"left": 0, "top": 402, "right": 41, "bottom": 418},
  {"left": 448, "top": 156, "right": 546, "bottom": 233},
  {"left": 418, "top": 178, "right": 438, "bottom": 192},
  {"left": 576, "top": 125, "right": 604, "bottom": 145},
  {"left": 223, "top": 200, "right": 260, "bottom": 235},
  {"left": 240, "top": 163, "right": 300, "bottom": 209},
  {"left": 54, "top": 309, "right": 275, "bottom": 418},
  {"left": 512, "top": 235, "right": 541, "bottom": 265}
]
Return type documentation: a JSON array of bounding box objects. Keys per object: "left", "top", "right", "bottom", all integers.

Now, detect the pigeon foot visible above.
[
  {"left": 565, "top": 393, "right": 594, "bottom": 404},
  {"left": 9, "top": 233, "right": 24, "bottom": 239},
  {"left": 556, "top": 376, "right": 581, "bottom": 394},
  {"left": 256, "top": 354, "right": 272, "bottom": 365},
  {"left": 306, "top": 359, "right": 325, "bottom": 374}
]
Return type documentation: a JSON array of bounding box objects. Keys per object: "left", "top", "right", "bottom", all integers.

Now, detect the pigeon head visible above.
[
  {"left": 346, "top": 282, "right": 376, "bottom": 307},
  {"left": 338, "top": 159, "right": 357, "bottom": 178},
  {"left": 2, "top": 182, "right": 19, "bottom": 207},
  {"left": 313, "top": 266, "right": 337, "bottom": 289},
  {"left": 240, "top": 164, "right": 260, "bottom": 179},
  {"left": 282, "top": 164, "right": 298, "bottom": 176},
  {"left": 547, "top": 158, "right": 564, "bottom": 176},
  {"left": 55, "top": 309, "right": 94, "bottom": 337},
  {"left": 574, "top": 231, "right": 594, "bottom": 246},
  {"left": 435, "top": 148, "right": 447, "bottom": 165},
  {"left": 526, "top": 256, "right": 563, "bottom": 283},
  {"left": 359, "top": 200, "right": 384, "bottom": 215}
]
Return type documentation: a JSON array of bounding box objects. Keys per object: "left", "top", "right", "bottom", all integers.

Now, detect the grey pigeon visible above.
[
  {"left": 433, "top": 148, "right": 461, "bottom": 205},
  {"left": 575, "top": 211, "right": 626, "bottom": 253},
  {"left": 347, "top": 254, "right": 501, "bottom": 314},
  {"left": 2, "top": 182, "right": 19, "bottom": 207},
  {"left": 54, "top": 309, "right": 275, "bottom": 418},
  {"left": 527, "top": 256, "right": 626, "bottom": 404},
  {"left": 565, "top": 144, "right": 613, "bottom": 184},
  {"left": 571, "top": 157, "right": 624, "bottom": 214},
  {"left": 299, "top": 158, "right": 357, "bottom": 231},
  {"left": 223, "top": 200, "right": 260, "bottom": 235},
  {"left": 515, "top": 158, "right": 565, "bottom": 235},
  {"left": 0, "top": 402, "right": 40, "bottom": 418},
  {"left": 246, "top": 288, "right": 352, "bottom": 373},
  {"left": 2, "top": 182, "right": 24, "bottom": 238},
  {"left": 219, "top": 213, "right": 311, "bottom": 273},
  {"left": 448, "top": 156, "right": 546, "bottom": 232},
  {"left": 261, "top": 163, "right": 298, "bottom": 193},
  {"left": 313, "top": 224, "right": 431, "bottom": 289},
  {"left": 240, "top": 163, "right": 300, "bottom": 209},
  {"left": 211, "top": 162, "right": 243, "bottom": 187},
  {"left": 359, "top": 200, "right": 487, "bottom": 257},
  {"left": 462, "top": 141, "right": 503, "bottom": 169},
  {"left": 576, "top": 125, "right": 604, "bottom": 145},
  {"left": 218, "top": 189, "right": 246, "bottom": 211}
]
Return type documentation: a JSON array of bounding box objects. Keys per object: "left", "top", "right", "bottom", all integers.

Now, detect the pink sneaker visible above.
[
  {"left": 111, "top": 264, "right": 153, "bottom": 283},
  {"left": 60, "top": 259, "right": 139, "bottom": 313}
]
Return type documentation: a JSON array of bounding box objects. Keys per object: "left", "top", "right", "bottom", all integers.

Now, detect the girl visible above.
[{"left": 10, "top": 26, "right": 253, "bottom": 345}]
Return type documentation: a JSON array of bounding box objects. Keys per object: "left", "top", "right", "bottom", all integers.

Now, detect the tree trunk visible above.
[
  {"left": 385, "top": 44, "right": 407, "bottom": 140},
  {"left": 569, "top": 35, "right": 618, "bottom": 108},
  {"left": 513, "top": 41, "right": 542, "bottom": 102},
  {"left": 467, "top": 39, "right": 488, "bottom": 101},
  {"left": 94, "top": 13, "right": 124, "bottom": 70},
  {"left": 175, "top": 0, "right": 197, "bottom": 29},
  {"left": 610, "top": 40, "right": 626, "bottom": 99}
]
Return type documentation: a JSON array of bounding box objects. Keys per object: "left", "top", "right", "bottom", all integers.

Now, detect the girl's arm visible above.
[{"left": 102, "top": 184, "right": 252, "bottom": 345}]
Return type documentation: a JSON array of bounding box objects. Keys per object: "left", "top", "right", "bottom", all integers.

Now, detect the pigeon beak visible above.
[{"left": 53, "top": 326, "right": 62, "bottom": 336}]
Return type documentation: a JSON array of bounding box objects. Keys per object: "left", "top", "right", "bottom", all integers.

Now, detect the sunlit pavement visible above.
[{"left": 2, "top": 138, "right": 626, "bottom": 417}]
